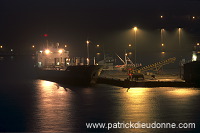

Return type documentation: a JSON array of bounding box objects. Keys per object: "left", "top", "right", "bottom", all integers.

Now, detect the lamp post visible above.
[
  {"left": 133, "top": 27, "right": 137, "bottom": 64},
  {"left": 161, "top": 29, "right": 165, "bottom": 53},
  {"left": 178, "top": 28, "right": 182, "bottom": 48},
  {"left": 86, "top": 40, "right": 90, "bottom": 65},
  {"left": 161, "top": 28, "right": 164, "bottom": 44}
]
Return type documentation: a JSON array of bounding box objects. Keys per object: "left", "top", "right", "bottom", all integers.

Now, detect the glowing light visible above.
[
  {"left": 192, "top": 16, "right": 195, "bottom": 19},
  {"left": 97, "top": 52, "right": 100, "bottom": 55},
  {"left": 86, "top": 40, "right": 90, "bottom": 44},
  {"left": 160, "top": 15, "right": 163, "bottom": 18},
  {"left": 162, "top": 52, "right": 165, "bottom": 54},
  {"left": 64, "top": 45, "right": 67, "bottom": 47},
  {"left": 86, "top": 58, "right": 90, "bottom": 65},
  {"left": 197, "top": 43, "right": 199, "bottom": 46},
  {"left": 128, "top": 44, "right": 132, "bottom": 47},
  {"left": 58, "top": 49, "right": 63, "bottom": 54},
  {"left": 0, "top": 45, "right": 2, "bottom": 48},
  {"left": 96, "top": 44, "right": 100, "bottom": 47},
  {"left": 32, "top": 45, "right": 35, "bottom": 48},
  {"left": 43, "top": 34, "right": 48, "bottom": 37},
  {"left": 161, "top": 43, "right": 164, "bottom": 47},
  {"left": 133, "top": 27, "right": 137, "bottom": 31},
  {"left": 129, "top": 52, "right": 132, "bottom": 55},
  {"left": 45, "top": 49, "right": 50, "bottom": 54},
  {"left": 192, "top": 51, "right": 197, "bottom": 61}
]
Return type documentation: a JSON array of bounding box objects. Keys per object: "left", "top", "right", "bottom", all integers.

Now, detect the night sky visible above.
[{"left": 0, "top": 0, "right": 200, "bottom": 61}]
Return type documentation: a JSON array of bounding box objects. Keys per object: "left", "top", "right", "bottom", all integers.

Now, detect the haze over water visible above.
[{"left": 0, "top": 56, "right": 200, "bottom": 132}]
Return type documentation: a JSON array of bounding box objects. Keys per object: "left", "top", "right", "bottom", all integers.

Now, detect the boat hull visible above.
[{"left": 36, "top": 65, "right": 103, "bottom": 86}]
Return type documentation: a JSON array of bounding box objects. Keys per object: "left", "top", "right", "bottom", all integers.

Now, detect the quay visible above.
[{"left": 97, "top": 70, "right": 195, "bottom": 88}]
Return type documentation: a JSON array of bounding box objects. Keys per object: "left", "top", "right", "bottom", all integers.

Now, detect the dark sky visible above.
[{"left": 0, "top": 0, "right": 200, "bottom": 58}]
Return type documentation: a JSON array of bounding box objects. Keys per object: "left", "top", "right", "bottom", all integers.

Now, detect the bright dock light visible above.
[
  {"left": 45, "top": 49, "right": 50, "bottom": 54},
  {"left": 132, "top": 26, "right": 137, "bottom": 64},
  {"left": 86, "top": 40, "right": 90, "bottom": 65},
  {"left": 133, "top": 27, "right": 137, "bottom": 31},
  {"left": 58, "top": 49, "right": 63, "bottom": 54}
]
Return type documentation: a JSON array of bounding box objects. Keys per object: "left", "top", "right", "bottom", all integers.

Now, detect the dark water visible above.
[{"left": 0, "top": 56, "right": 200, "bottom": 132}]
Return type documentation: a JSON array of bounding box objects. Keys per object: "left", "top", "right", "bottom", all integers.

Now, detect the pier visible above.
[{"left": 97, "top": 70, "right": 195, "bottom": 88}]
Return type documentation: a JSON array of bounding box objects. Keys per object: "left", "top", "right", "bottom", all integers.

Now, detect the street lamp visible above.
[
  {"left": 86, "top": 40, "right": 90, "bottom": 65},
  {"left": 133, "top": 27, "right": 137, "bottom": 64},
  {"left": 161, "top": 28, "right": 165, "bottom": 44},
  {"left": 178, "top": 28, "right": 182, "bottom": 48}
]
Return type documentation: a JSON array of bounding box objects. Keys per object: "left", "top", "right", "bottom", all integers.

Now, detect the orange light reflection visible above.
[{"left": 167, "top": 88, "right": 199, "bottom": 97}]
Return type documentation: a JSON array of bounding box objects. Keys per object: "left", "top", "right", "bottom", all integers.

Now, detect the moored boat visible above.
[{"left": 35, "top": 46, "right": 102, "bottom": 86}]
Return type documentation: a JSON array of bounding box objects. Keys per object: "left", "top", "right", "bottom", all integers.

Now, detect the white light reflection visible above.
[{"left": 34, "top": 80, "right": 73, "bottom": 132}]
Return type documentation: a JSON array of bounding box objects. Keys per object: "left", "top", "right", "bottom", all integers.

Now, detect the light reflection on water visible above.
[
  {"left": 28, "top": 82, "right": 200, "bottom": 132},
  {"left": 0, "top": 78, "right": 200, "bottom": 132},
  {"left": 32, "top": 80, "right": 75, "bottom": 132}
]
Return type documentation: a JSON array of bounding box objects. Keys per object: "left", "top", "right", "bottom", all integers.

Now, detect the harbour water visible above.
[{"left": 0, "top": 56, "right": 200, "bottom": 132}]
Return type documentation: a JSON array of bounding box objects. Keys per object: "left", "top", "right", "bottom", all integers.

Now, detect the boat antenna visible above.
[
  {"left": 116, "top": 53, "right": 126, "bottom": 65},
  {"left": 43, "top": 33, "right": 48, "bottom": 48}
]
